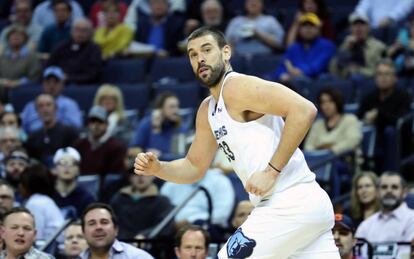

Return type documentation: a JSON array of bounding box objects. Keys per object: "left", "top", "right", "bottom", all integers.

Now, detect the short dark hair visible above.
[
  {"left": 81, "top": 203, "right": 118, "bottom": 230},
  {"left": 175, "top": 224, "right": 210, "bottom": 249},
  {"left": 188, "top": 26, "right": 227, "bottom": 49},
  {"left": 52, "top": 0, "right": 72, "bottom": 11},
  {"left": 376, "top": 58, "right": 396, "bottom": 73},
  {"left": 2, "top": 207, "right": 34, "bottom": 225},
  {"left": 380, "top": 171, "right": 407, "bottom": 188},
  {"left": 20, "top": 164, "right": 54, "bottom": 196},
  {"left": 0, "top": 111, "right": 22, "bottom": 127},
  {"left": 317, "top": 87, "right": 344, "bottom": 114}
]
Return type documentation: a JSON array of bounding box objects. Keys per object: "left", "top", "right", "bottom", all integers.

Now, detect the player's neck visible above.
[{"left": 210, "top": 65, "right": 232, "bottom": 101}]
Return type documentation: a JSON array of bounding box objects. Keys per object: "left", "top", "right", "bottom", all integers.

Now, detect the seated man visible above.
[
  {"left": 51, "top": 147, "right": 96, "bottom": 219},
  {"left": 356, "top": 171, "right": 414, "bottom": 258},
  {"left": 160, "top": 168, "right": 235, "bottom": 230},
  {"left": 79, "top": 203, "right": 154, "bottom": 259},
  {"left": 333, "top": 213, "right": 361, "bottom": 259},
  {"left": 0, "top": 207, "right": 54, "bottom": 258},
  {"left": 175, "top": 224, "right": 210, "bottom": 259},
  {"left": 21, "top": 66, "right": 83, "bottom": 133},
  {"left": 47, "top": 18, "right": 103, "bottom": 84},
  {"left": 25, "top": 94, "right": 79, "bottom": 166},
  {"left": 0, "top": 180, "right": 15, "bottom": 219},
  {"left": 75, "top": 106, "right": 127, "bottom": 176},
  {"left": 273, "top": 13, "right": 336, "bottom": 82},
  {"left": 110, "top": 173, "right": 174, "bottom": 239}
]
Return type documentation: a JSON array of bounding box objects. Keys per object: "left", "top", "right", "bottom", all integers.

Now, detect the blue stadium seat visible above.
[
  {"left": 361, "top": 125, "right": 376, "bottom": 169},
  {"left": 317, "top": 78, "right": 355, "bottom": 103},
  {"left": 149, "top": 57, "right": 194, "bottom": 83},
  {"left": 101, "top": 58, "right": 148, "bottom": 84},
  {"left": 63, "top": 85, "right": 98, "bottom": 112},
  {"left": 230, "top": 55, "right": 246, "bottom": 74},
  {"left": 153, "top": 81, "right": 201, "bottom": 109},
  {"left": 119, "top": 83, "right": 150, "bottom": 111},
  {"left": 246, "top": 54, "right": 281, "bottom": 77},
  {"left": 9, "top": 84, "right": 42, "bottom": 112}
]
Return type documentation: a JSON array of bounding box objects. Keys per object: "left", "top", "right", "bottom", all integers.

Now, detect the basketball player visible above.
[{"left": 134, "top": 26, "right": 339, "bottom": 258}]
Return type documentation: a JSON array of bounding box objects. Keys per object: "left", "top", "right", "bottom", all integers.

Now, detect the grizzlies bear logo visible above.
[{"left": 227, "top": 228, "right": 256, "bottom": 258}]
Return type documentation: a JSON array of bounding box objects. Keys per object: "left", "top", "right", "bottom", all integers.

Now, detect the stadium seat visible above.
[
  {"left": 63, "top": 85, "right": 98, "bottom": 112},
  {"left": 317, "top": 78, "right": 355, "bottom": 103},
  {"left": 149, "top": 57, "right": 194, "bottom": 83},
  {"left": 9, "top": 84, "right": 42, "bottom": 112},
  {"left": 361, "top": 125, "right": 376, "bottom": 169},
  {"left": 101, "top": 58, "right": 148, "bottom": 84},
  {"left": 246, "top": 54, "right": 281, "bottom": 77},
  {"left": 153, "top": 81, "right": 201, "bottom": 109},
  {"left": 230, "top": 55, "right": 246, "bottom": 74},
  {"left": 119, "top": 83, "right": 150, "bottom": 111}
]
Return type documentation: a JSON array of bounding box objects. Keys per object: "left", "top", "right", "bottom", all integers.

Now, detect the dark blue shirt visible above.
[
  {"left": 38, "top": 22, "right": 71, "bottom": 53},
  {"left": 52, "top": 185, "right": 96, "bottom": 219}
]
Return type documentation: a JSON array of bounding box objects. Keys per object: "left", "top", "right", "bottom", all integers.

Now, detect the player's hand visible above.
[
  {"left": 245, "top": 167, "right": 279, "bottom": 196},
  {"left": 134, "top": 152, "right": 161, "bottom": 176}
]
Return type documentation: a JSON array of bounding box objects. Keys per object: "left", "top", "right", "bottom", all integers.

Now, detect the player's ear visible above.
[{"left": 223, "top": 45, "right": 231, "bottom": 62}]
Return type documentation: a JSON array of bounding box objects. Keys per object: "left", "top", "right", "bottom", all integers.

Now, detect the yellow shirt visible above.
[{"left": 94, "top": 24, "right": 133, "bottom": 59}]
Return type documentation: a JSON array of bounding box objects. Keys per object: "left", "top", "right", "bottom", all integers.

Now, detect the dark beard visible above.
[
  {"left": 381, "top": 195, "right": 402, "bottom": 211},
  {"left": 195, "top": 61, "right": 226, "bottom": 88}
]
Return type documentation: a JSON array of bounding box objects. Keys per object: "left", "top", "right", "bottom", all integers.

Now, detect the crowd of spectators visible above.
[{"left": 0, "top": 0, "right": 413, "bottom": 258}]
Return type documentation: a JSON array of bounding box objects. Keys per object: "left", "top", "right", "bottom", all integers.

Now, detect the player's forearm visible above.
[
  {"left": 156, "top": 158, "right": 203, "bottom": 184},
  {"left": 270, "top": 102, "right": 317, "bottom": 170}
]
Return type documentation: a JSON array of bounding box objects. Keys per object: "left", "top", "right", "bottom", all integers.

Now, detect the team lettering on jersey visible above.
[{"left": 214, "top": 125, "right": 228, "bottom": 140}]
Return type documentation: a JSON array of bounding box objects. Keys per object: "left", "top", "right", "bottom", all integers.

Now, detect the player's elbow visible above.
[{"left": 299, "top": 100, "right": 317, "bottom": 123}]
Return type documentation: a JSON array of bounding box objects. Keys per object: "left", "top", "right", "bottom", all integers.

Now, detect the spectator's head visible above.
[
  {"left": 351, "top": 171, "right": 380, "bottom": 220},
  {"left": 129, "top": 174, "right": 155, "bottom": 193},
  {"left": 333, "top": 214, "right": 356, "bottom": 259},
  {"left": 174, "top": 224, "right": 210, "bottom": 259},
  {"left": 5, "top": 150, "right": 29, "bottom": 186},
  {"left": 42, "top": 66, "right": 66, "bottom": 98},
  {"left": 14, "top": 0, "right": 33, "bottom": 26},
  {"left": 53, "top": 147, "right": 81, "bottom": 183},
  {"left": 93, "top": 84, "right": 125, "bottom": 119},
  {"left": 6, "top": 25, "right": 28, "bottom": 50},
  {"left": 379, "top": 171, "right": 406, "bottom": 212},
  {"left": 52, "top": 0, "right": 72, "bottom": 25},
  {"left": 35, "top": 94, "right": 57, "bottom": 127},
  {"left": 103, "top": 2, "right": 120, "bottom": 28},
  {"left": 0, "top": 127, "right": 22, "bottom": 157},
  {"left": 349, "top": 13, "right": 370, "bottom": 41},
  {"left": 0, "top": 181, "right": 15, "bottom": 217},
  {"left": 231, "top": 200, "right": 254, "bottom": 229},
  {"left": 298, "top": 13, "right": 321, "bottom": 42},
  {"left": 155, "top": 91, "right": 180, "bottom": 124},
  {"left": 375, "top": 59, "right": 397, "bottom": 91},
  {"left": 149, "top": 0, "right": 169, "bottom": 20},
  {"left": 19, "top": 164, "right": 54, "bottom": 198},
  {"left": 299, "top": 0, "right": 329, "bottom": 19},
  {"left": 81, "top": 203, "right": 118, "bottom": 252},
  {"left": 201, "top": 0, "right": 223, "bottom": 27},
  {"left": 0, "top": 112, "right": 22, "bottom": 129},
  {"left": 71, "top": 18, "right": 93, "bottom": 44},
  {"left": 64, "top": 221, "right": 88, "bottom": 258},
  {"left": 87, "top": 106, "right": 108, "bottom": 140},
  {"left": 187, "top": 26, "right": 230, "bottom": 87},
  {"left": 1, "top": 207, "right": 36, "bottom": 257},
  {"left": 245, "top": 0, "right": 263, "bottom": 18},
  {"left": 317, "top": 88, "right": 344, "bottom": 118}
]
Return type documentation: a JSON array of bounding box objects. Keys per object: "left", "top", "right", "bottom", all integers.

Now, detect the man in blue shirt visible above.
[
  {"left": 80, "top": 203, "right": 154, "bottom": 259},
  {"left": 274, "top": 13, "right": 336, "bottom": 81},
  {"left": 21, "top": 66, "right": 82, "bottom": 133}
]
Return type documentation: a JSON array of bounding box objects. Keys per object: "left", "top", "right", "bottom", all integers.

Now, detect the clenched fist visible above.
[{"left": 134, "top": 152, "right": 161, "bottom": 176}]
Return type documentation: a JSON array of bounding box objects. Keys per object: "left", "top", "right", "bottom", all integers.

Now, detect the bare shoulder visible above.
[{"left": 195, "top": 96, "right": 212, "bottom": 127}]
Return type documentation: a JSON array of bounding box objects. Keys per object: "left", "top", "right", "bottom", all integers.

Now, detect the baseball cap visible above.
[
  {"left": 5, "top": 150, "right": 29, "bottom": 164},
  {"left": 334, "top": 214, "right": 355, "bottom": 233},
  {"left": 299, "top": 13, "right": 322, "bottom": 27},
  {"left": 349, "top": 13, "right": 369, "bottom": 24},
  {"left": 88, "top": 106, "right": 107, "bottom": 122},
  {"left": 53, "top": 147, "right": 81, "bottom": 164},
  {"left": 43, "top": 66, "right": 65, "bottom": 81}
]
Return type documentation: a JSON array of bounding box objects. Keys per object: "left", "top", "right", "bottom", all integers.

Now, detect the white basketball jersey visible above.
[{"left": 207, "top": 72, "right": 315, "bottom": 206}]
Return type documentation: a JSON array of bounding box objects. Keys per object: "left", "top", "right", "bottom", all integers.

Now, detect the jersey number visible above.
[{"left": 219, "top": 141, "right": 235, "bottom": 162}]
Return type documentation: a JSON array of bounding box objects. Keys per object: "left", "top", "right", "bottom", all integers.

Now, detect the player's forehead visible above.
[{"left": 187, "top": 34, "right": 219, "bottom": 52}]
